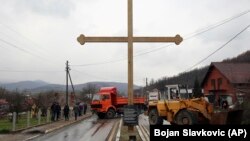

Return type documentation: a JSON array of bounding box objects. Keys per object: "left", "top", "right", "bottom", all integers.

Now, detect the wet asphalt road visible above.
[
  {"left": 139, "top": 114, "right": 170, "bottom": 130},
  {"left": 32, "top": 115, "right": 119, "bottom": 141},
  {"left": 139, "top": 114, "right": 150, "bottom": 132}
]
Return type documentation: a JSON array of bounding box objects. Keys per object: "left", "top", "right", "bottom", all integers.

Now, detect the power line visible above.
[
  {"left": 0, "top": 38, "right": 60, "bottom": 66},
  {"left": 184, "top": 9, "right": 250, "bottom": 40},
  {"left": 185, "top": 24, "right": 250, "bottom": 72},
  {"left": 0, "top": 69, "right": 64, "bottom": 73},
  {"left": 134, "top": 9, "right": 250, "bottom": 57},
  {"left": 0, "top": 22, "right": 62, "bottom": 62},
  {"left": 71, "top": 9, "right": 250, "bottom": 67},
  {"left": 71, "top": 69, "right": 116, "bottom": 81},
  {"left": 71, "top": 58, "right": 126, "bottom": 67},
  {"left": 0, "top": 38, "right": 43, "bottom": 58},
  {"left": 71, "top": 68, "right": 137, "bottom": 83}
]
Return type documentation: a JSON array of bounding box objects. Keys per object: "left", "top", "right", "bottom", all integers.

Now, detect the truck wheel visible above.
[
  {"left": 149, "top": 109, "right": 163, "bottom": 125},
  {"left": 106, "top": 109, "right": 115, "bottom": 119},
  {"left": 175, "top": 110, "right": 197, "bottom": 125},
  {"left": 97, "top": 113, "right": 105, "bottom": 119}
]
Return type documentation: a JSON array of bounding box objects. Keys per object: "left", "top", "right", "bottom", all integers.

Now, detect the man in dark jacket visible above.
[
  {"left": 55, "top": 103, "right": 61, "bottom": 121},
  {"left": 83, "top": 103, "right": 87, "bottom": 115},
  {"left": 63, "top": 104, "right": 70, "bottom": 121},
  {"left": 73, "top": 104, "right": 79, "bottom": 120},
  {"left": 50, "top": 102, "right": 56, "bottom": 121}
]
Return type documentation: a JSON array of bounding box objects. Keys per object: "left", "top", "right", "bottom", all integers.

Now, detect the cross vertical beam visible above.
[
  {"left": 76, "top": 0, "right": 183, "bottom": 135},
  {"left": 128, "top": 0, "right": 133, "bottom": 106},
  {"left": 127, "top": 0, "right": 134, "bottom": 133}
]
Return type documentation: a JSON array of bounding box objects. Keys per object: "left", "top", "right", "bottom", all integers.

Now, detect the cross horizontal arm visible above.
[
  {"left": 77, "top": 34, "right": 183, "bottom": 45},
  {"left": 134, "top": 35, "right": 183, "bottom": 45}
]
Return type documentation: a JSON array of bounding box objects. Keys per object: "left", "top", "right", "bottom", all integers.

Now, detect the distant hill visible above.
[
  {"left": 147, "top": 50, "right": 250, "bottom": 91},
  {"left": 31, "top": 84, "right": 65, "bottom": 92},
  {"left": 1, "top": 80, "right": 48, "bottom": 91},
  {"left": 34, "top": 81, "right": 141, "bottom": 94},
  {"left": 0, "top": 81, "right": 141, "bottom": 94}
]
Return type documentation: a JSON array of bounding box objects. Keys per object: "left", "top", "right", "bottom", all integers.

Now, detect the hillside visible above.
[
  {"left": 1, "top": 80, "right": 48, "bottom": 91},
  {"left": 0, "top": 81, "right": 141, "bottom": 94},
  {"left": 147, "top": 50, "right": 250, "bottom": 91}
]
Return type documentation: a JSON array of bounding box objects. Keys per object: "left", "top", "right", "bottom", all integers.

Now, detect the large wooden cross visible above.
[{"left": 77, "top": 0, "right": 182, "bottom": 107}]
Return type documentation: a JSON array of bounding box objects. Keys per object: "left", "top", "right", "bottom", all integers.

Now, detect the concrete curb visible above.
[
  {"left": 23, "top": 135, "right": 41, "bottom": 141},
  {"left": 106, "top": 119, "right": 121, "bottom": 141},
  {"left": 115, "top": 119, "right": 122, "bottom": 141},
  {"left": 44, "top": 113, "right": 92, "bottom": 133},
  {"left": 23, "top": 114, "right": 92, "bottom": 141},
  {"left": 11, "top": 121, "right": 53, "bottom": 134},
  {"left": 136, "top": 125, "right": 149, "bottom": 141}
]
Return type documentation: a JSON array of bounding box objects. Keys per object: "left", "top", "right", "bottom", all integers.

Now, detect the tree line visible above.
[
  {"left": 145, "top": 50, "right": 250, "bottom": 92},
  {"left": 0, "top": 83, "right": 98, "bottom": 117}
]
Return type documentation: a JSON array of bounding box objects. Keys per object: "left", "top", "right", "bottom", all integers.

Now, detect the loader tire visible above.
[
  {"left": 175, "top": 110, "right": 197, "bottom": 125},
  {"left": 149, "top": 109, "right": 163, "bottom": 125},
  {"left": 106, "top": 109, "right": 115, "bottom": 119}
]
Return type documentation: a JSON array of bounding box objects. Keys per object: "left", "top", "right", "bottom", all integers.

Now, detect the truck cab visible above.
[{"left": 91, "top": 87, "right": 117, "bottom": 119}]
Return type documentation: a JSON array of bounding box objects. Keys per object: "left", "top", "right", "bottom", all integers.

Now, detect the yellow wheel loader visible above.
[{"left": 148, "top": 85, "right": 243, "bottom": 125}]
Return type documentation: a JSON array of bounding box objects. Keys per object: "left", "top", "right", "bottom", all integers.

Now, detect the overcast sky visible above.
[{"left": 0, "top": 0, "right": 249, "bottom": 86}]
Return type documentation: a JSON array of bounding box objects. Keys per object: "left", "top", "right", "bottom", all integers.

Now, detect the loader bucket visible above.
[{"left": 210, "top": 109, "right": 243, "bottom": 124}]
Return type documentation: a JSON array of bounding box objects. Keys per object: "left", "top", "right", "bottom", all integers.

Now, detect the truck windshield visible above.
[{"left": 92, "top": 94, "right": 100, "bottom": 101}]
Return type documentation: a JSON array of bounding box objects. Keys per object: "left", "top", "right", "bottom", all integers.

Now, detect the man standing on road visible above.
[
  {"left": 83, "top": 103, "right": 87, "bottom": 115},
  {"left": 73, "top": 104, "right": 79, "bottom": 120},
  {"left": 63, "top": 104, "right": 69, "bottom": 121},
  {"left": 50, "top": 102, "right": 56, "bottom": 121},
  {"left": 55, "top": 103, "right": 61, "bottom": 121}
]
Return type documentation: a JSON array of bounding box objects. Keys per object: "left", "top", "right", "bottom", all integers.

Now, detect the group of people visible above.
[
  {"left": 50, "top": 102, "right": 61, "bottom": 121},
  {"left": 73, "top": 102, "right": 88, "bottom": 120},
  {"left": 51, "top": 102, "right": 88, "bottom": 121}
]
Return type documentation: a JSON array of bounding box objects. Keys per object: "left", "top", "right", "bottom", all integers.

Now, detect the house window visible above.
[
  {"left": 217, "top": 78, "right": 222, "bottom": 89},
  {"left": 211, "top": 79, "right": 216, "bottom": 90}
]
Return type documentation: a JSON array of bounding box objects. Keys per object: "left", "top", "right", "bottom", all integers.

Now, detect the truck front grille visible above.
[{"left": 91, "top": 104, "right": 102, "bottom": 108}]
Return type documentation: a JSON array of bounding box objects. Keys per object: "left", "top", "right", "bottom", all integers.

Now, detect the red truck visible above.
[{"left": 91, "top": 87, "right": 146, "bottom": 119}]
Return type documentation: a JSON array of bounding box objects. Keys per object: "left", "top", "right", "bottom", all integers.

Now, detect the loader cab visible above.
[
  {"left": 148, "top": 90, "right": 160, "bottom": 101},
  {"left": 164, "top": 84, "right": 190, "bottom": 100}
]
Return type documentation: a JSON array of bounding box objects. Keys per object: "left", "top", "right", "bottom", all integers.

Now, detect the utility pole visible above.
[
  {"left": 145, "top": 77, "right": 148, "bottom": 102},
  {"left": 68, "top": 70, "right": 76, "bottom": 104},
  {"left": 66, "top": 60, "right": 69, "bottom": 105}
]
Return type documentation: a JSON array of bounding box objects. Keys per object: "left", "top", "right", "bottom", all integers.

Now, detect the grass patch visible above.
[
  {"left": 0, "top": 114, "right": 48, "bottom": 132},
  {"left": 0, "top": 129, "right": 10, "bottom": 134}
]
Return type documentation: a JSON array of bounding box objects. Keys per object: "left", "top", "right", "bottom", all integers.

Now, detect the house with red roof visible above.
[{"left": 201, "top": 62, "right": 250, "bottom": 108}]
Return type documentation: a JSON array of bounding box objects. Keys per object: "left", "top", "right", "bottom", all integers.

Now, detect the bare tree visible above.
[
  {"left": 35, "top": 91, "right": 56, "bottom": 116},
  {"left": 193, "top": 77, "right": 203, "bottom": 98},
  {"left": 8, "top": 91, "right": 25, "bottom": 122},
  {"left": 0, "top": 87, "right": 8, "bottom": 99},
  {"left": 80, "top": 83, "right": 98, "bottom": 102}
]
